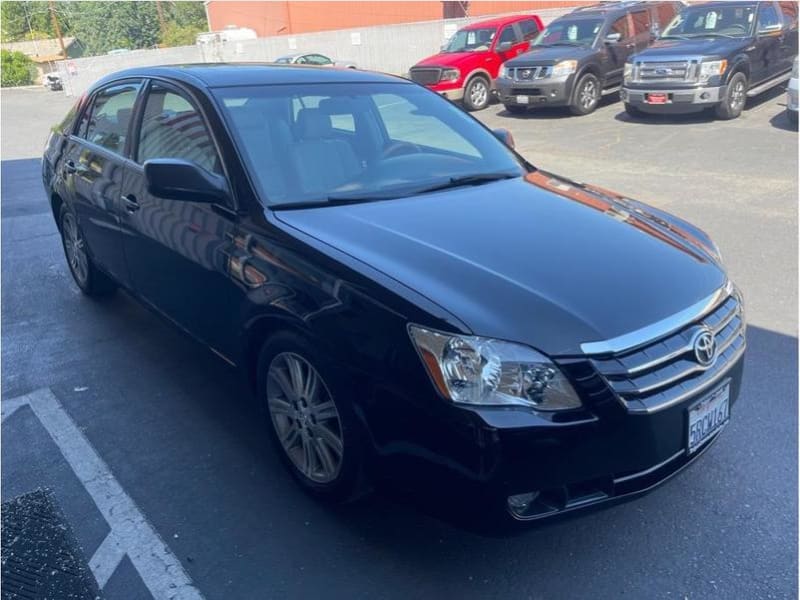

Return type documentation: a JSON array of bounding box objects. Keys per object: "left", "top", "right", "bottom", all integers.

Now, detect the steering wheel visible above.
[{"left": 381, "top": 141, "right": 423, "bottom": 159}]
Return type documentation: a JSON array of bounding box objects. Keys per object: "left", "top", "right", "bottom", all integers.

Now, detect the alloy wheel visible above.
[
  {"left": 62, "top": 212, "right": 88, "bottom": 286},
  {"left": 729, "top": 80, "right": 745, "bottom": 111},
  {"left": 470, "top": 79, "right": 488, "bottom": 107},
  {"left": 580, "top": 79, "right": 598, "bottom": 110},
  {"left": 266, "top": 352, "right": 344, "bottom": 483}
]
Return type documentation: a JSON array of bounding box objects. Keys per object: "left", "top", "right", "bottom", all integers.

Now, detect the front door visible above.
[
  {"left": 753, "top": 1, "right": 785, "bottom": 83},
  {"left": 61, "top": 80, "right": 142, "bottom": 284},
  {"left": 120, "top": 81, "right": 240, "bottom": 358},
  {"left": 603, "top": 14, "right": 636, "bottom": 86}
]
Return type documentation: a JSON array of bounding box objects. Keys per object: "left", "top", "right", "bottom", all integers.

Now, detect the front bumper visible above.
[
  {"left": 424, "top": 82, "right": 465, "bottom": 102},
  {"left": 622, "top": 84, "right": 726, "bottom": 113},
  {"left": 495, "top": 75, "right": 573, "bottom": 107},
  {"left": 787, "top": 78, "right": 798, "bottom": 112}
]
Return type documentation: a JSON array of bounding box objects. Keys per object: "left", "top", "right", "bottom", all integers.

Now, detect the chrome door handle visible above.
[{"left": 122, "top": 194, "right": 140, "bottom": 213}]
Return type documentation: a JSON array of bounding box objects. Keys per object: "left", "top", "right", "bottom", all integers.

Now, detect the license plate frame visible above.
[
  {"left": 686, "top": 381, "right": 730, "bottom": 454},
  {"left": 646, "top": 92, "right": 669, "bottom": 104}
]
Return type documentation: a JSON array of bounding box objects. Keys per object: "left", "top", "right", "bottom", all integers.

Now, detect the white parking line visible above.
[{"left": 2, "top": 388, "right": 205, "bottom": 600}]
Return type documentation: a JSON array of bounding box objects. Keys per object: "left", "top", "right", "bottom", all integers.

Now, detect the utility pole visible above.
[
  {"left": 156, "top": 0, "right": 167, "bottom": 42},
  {"left": 49, "top": 0, "right": 66, "bottom": 58}
]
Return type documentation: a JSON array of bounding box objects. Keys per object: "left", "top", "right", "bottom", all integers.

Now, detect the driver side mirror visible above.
[
  {"left": 604, "top": 32, "right": 622, "bottom": 44},
  {"left": 497, "top": 41, "right": 513, "bottom": 52},
  {"left": 144, "top": 159, "right": 229, "bottom": 203},
  {"left": 492, "top": 128, "right": 515, "bottom": 149},
  {"left": 758, "top": 23, "right": 783, "bottom": 35}
]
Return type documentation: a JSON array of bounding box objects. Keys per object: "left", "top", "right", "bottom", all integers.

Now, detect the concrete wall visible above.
[{"left": 56, "top": 6, "right": 573, "bottom": 97}]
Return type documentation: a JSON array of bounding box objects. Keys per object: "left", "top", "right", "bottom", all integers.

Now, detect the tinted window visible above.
[
  {"left": 631, "top": 11, "right": 651, "bottom": 35},
  {"left": 443, "top": 27, "right": 496, "bottom": 52},
  {"left": 83, "top": 82, "right": 141, "bottom": 154},
  {"left": 306, "top": 54, "right": 333, "bottom": 65},
  {"left": 519, "top": 19, "right": 539, "bottom": 41},
  {"left": 779, "top": 1, "right": 798, "bottom": 27},
  {"left": 497, "top": 25, "right": 518, "bottom": 44},
  {"left": 758, "top": 3, "right": 782, "bottom": 30},
  {"left": 662, "top": 4, "right": 757, "bottom": 38},
  {"left": 137, "top": 85, "right": 220, "bottom": 174},
  {"left": 532, "top": 18, "right": 604, "bottom": 46},
  {"left": 610, "top": 15, "right": 630, "bottom": 39},
  {"left": 214, "top": 83, "right": 524, "bottom": 206}
]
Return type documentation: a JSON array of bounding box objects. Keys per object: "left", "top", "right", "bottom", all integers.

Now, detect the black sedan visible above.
[{"left": 42, "top": 65, "right": 745, "bottom": 524}]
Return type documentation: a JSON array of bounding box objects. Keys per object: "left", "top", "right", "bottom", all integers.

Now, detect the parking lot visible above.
[{"left": 2, "top": 84, "right": 797, "bottom": 599}]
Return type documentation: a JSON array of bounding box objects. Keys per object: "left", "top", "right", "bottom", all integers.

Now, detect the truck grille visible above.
[
  {"left": 508, "top": 66, "right": 552, "bottom": 81},
  {"left": 586, "top": 292, "right": 745, "bottom": 414},
  {"left": 409, "top": 68, "right": 442, "bottom": 86},
  {"left": 634, "top": 60, "right": 697, "bottom": 83}
]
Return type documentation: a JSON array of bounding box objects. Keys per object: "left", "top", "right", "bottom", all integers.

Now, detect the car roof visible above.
[
  {"left": 90, "top": 63, "right": 404, "bottom": 91},
  {"left": 565, "top": 1, "right": 670, "bottom": 18},
  {"left": 462, "top": 14, "right": 536, "bottom": 30}
]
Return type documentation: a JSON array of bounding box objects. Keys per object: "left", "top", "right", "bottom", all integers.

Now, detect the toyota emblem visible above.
[{"left": 693, "top": 328, "right": 717, "bottom": 367}]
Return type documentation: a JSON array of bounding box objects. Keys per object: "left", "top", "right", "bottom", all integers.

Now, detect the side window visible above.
[
  {"left": 307, "top": 54, "right": 333, "bottom": 65},
  {"left": 373, "top": 93, "right": 479, "bottom": 157},
  {"left": 82, "top": 82, "right": 141, "bottom": 155},
  {"left": 779, "top": 1, "right": 798, "bottom": 28},
  {"left": 631, "top": 11, "right": 651, "bottom": 35},
  {"left": 758, "top": 3, "right": 782, "bottom": 31},
  {"left": 610, "top": 15, "right": 631, "bottom": 40},
  {"left": 497, "top": 25, "right": 518, "bottom": 45},
  {"left": 295, "top": 55, "right": 308, "bottom": 64},
  {"left": 137, "top": 85, "right": 220, "bottom": 174},
  {"left": 519, "top": 19, "right": 540, "bottom": 41},
  {"left": 654, "top": 3, "right": 679, "bottom": 30}
]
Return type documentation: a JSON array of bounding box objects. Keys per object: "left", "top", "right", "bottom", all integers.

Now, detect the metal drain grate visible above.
[{"left": 1, "top": 489, "right": 100, "bottom": 600}]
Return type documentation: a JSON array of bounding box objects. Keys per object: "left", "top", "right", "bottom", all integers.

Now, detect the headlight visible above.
[
  {"left": 500, "top": 65, "right": 511, "bottom": 79},
  {"left": 699, "top": 60, "right": 727, "bottom": 81},
  {"left": 440, "top": 68, "right": 460, "bottom": 82},
  {"left": 551, "top": 59, "right": 578, "bottom": 78},
  {"left": 623, "top": 62, "right": 633, "bottom": 83},
  {"left": 408, "top": 325, "right": 582, "bottom": 411}
]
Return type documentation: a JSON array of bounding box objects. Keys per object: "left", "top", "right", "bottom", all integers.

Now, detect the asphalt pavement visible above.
[{"left": 2, "top": 85, "right": 797, "bottom": 599}]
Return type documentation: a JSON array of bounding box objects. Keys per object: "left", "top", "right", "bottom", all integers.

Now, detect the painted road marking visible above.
[{"left": 2, "top": 388, "right": 205, "bottom": 600}]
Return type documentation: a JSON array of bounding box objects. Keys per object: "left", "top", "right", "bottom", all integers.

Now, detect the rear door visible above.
[
  {"left": 60, "top": 80, "right": 143, "bottom": 285},
  {"left": 120, "top": 80, "right": 241, "bottom": 357}
]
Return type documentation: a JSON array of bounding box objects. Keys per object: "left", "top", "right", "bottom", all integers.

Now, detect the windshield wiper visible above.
[
  {"left": 271, "top": 193, "right": 402, "bottom": 210},
  {"left": 413, "top": 172, "right": 519, "bottom": 195},
  {"left": 694, "top": 32, "right": 737, "bottom": 39}
]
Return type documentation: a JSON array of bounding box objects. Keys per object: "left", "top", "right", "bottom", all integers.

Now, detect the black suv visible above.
[
  {"left": 495, "top": 1, "right": 683, "bottom": 115},
  {"left": 622, "top": 1, "right": 799, "bottom": 119}
]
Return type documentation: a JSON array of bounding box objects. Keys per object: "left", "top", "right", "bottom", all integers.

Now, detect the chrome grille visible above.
[
  {"left": 588, "top": 293, "right": 745, "bottom": 414},
  {"left": 510, "top": 66, "right": 552, "bottom": 81},
  {"left": 634, "top": 60, "right": 697, "bottom": 83},
  {"left": 409, "top": 68, "right": 442, "bottom": 86}
]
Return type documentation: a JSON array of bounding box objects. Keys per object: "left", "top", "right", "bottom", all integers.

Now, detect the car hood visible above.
[
  {"left": 635, "top": 37, "right": 749, "bottom": 60},
  {"left": 507, "top": 45, "right": 596, "bottom": 66},
  {"left": 275, "top": 171, "right": 726, "bottom": 356},
  {"left": 414, "top": 52, "right": 485, "bottom": 69}
]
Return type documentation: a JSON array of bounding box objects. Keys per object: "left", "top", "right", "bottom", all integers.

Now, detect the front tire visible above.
[
  {"left": 715, "top": 72, "right": 747, "bottom": 120},
  {"left": 59, "top": 204, "right": 116, "bottom": 297},
  {"left": 463, "top": 75, "right": 491, "bottom": 111},
  {"left": 569, "top": 73, "right": 601, "bottom": 115},
  {"left": 257, "top": 331, "right": 368, "bottom": 503}
]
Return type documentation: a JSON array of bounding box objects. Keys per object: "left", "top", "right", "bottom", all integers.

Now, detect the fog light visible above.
[
  {"left": 701, "top": 92, "right": 710, "bottom": 100},
  {"left": 550, "top": 90, "right": 557, "bottom": 97},
  {"left": 507, "top": 491, "right": 540, "bottom": 513}
]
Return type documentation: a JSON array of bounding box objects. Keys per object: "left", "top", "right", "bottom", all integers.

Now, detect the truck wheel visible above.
[
  {"left": 504, "top": 104, "right": 527, "bottom": 115},
  {"left": 624, "top": 103, "right": 645, "bottom": 118},
  {"left": 714, "top": 72, "right": 747, "bottom": 120},
  {"left": 569, "top": 73, "right": 601, "bottom": 115},
  {"left": 463, "top": 75, "right": 491, "bottom": 111}
]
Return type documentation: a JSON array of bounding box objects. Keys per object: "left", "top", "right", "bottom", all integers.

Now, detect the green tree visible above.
[
  {"left": 1, "top": 1, "right": 59, "bottom": 43},
  {"left": 66, "top": 1, "right": 160, "bottom": 55},
  {"left": 0, "top": 49, "right": 34, "bottom": 86}
]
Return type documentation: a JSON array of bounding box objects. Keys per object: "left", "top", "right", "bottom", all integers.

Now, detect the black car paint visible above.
[
  {"left": 42, "top": 65, "right": 743, "bottom": 520},
  {"left": 623, "top": 1, "right": 799, "bottom": 113}
]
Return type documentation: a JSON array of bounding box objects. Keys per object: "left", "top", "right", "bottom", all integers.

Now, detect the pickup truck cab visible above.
[
  {"left": 495, "top": 1, "right": 682, "bottom": 115},
  {"left": 409, "top": 14, "right": 544, "bottom": 111},
  {"left": 622, "top": 1, "right": 799, "bottom": 119}
]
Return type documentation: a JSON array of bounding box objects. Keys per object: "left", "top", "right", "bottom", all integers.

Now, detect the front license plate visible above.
[
  {"left": 646, "top": 93, "right": 668, "bottom": 104},
  {"left": 687, "top": 382, "right": 730, "bottom": 454},
  {"left": 516, "top": 95, "right": 530, "bottom": 104}
]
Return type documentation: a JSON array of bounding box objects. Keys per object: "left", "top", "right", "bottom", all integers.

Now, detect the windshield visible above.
[
  {"left": 532, "top": 18, "right": 603, "bottom": 46},
  {"left": 443, "top": 27, "right": 497, "bottom": 52},
  {"left": 661, "top": 4, "right": 757, "bottom": 38},
  {"left": 213, "top": 82, "right": 526, "bottom": 207}
]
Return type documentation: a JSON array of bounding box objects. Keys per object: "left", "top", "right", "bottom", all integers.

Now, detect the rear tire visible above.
[
  {"left": 714, "top": 72, "right": 747, "bottom": 120},
  {"left": 257, "top": 331, "right": 369, "bottom": 503},
  {"left": 58, "top": 204, "right": 116, "bottom": 297},
  {"left": 569, "top": 73, "right": 601, "bottom": 115},
  {"left": 463, "top": 75, "right": 491, "bottom": 111}
]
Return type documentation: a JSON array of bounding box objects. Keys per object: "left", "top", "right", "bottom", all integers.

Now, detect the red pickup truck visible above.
[{"left": 409, "top": 14, "right": 545, "bottom": 111}]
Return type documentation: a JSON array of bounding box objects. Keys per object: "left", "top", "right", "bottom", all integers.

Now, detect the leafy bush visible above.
[
  {"left": 1, "top": 50, "right": 34, "bottom": 87},
  {"left": 161, "top": 23, "right": 203, "bottom": 47}
]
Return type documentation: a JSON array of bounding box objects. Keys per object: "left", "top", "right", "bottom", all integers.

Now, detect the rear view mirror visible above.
[
  {"left": 144, "top": 159, "right": 229, "bottom": 203},
  {"left": 492, "top": 127, "right": 515, "bottom": 148},
  {"left": 604, "top": 32, "right": 622, "bottom": 44}
]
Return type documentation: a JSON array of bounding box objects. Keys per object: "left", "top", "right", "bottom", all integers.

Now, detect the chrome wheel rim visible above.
[
  {"left": 730, "top": 80, "right": 745, "bottom": 110},
  {"left": 267, "top": 352, "right": 343, "bottom": 483},
  {"left": 580, "top": 79, "right": 598, "bottom": 110},
  {"left": 470, "top": 80, "right": 488, "bottom": 107},
  {"left": 62, "top": 213, "right": 88, "bottom": 285}
]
